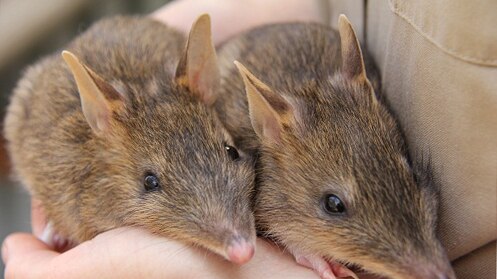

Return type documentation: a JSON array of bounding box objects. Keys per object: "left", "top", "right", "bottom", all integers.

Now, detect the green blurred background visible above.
[{"left": 0, "top": 0, "right": 170, "bottom": 276}]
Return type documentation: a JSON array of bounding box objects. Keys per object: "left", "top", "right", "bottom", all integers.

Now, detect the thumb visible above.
[
  {"left": 2, "top": 233, "right": 59, "bottom": 278},
  {"left": 3, "top": 233, "right": 50, "bottom": 263}
]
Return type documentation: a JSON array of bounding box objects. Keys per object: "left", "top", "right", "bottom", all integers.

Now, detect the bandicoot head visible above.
[
  {"left": 62, "top": 15, "right": 255, "bottom": 264},
  {"left": 235, "top": 15, "right": 454, "bottom": 278}
]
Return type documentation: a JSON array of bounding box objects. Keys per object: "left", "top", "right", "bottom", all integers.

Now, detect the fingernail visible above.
[{"left": 1, "top": 239, "right": 9, "bottom": 263}]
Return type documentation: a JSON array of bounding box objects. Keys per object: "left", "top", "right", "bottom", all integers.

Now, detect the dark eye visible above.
[
  {"left": 224, "top": 144, "right": 240, "bottom": 161},
  {"left": 144, "top": 173, "right": 160, "bottom": 191},
  {"left": 323, "top": 194, "right": 346, "bottom": 215}
]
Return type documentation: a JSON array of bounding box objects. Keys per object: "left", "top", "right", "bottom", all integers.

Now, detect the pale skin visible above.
[
  {"left": 2, "top": 0, "right": 326, "bottom": 278},
  {"left": 150, "top": 0, "right": 327, "bottom": 45},
  {"left": 2, "top": 197, "right": 326, "bottom": 279},
  {"left": 3, "top": 200, "right": 319, "bottom": 279}
]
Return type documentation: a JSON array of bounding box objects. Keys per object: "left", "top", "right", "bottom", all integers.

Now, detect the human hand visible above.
[
  {"left": 2, "top": 227, "right": 321, "bottom": 279},
  {"left": 2, "top": 198, "right": 319, "bottom": 279}
]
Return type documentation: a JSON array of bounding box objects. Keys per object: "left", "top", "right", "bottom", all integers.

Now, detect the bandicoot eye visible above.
[
  {"left": 224, "top": 144, "right": 240, "bottom": 161},
  {"left": 323, "top": 194, "right": 346, "bottom": 215},
  {"left": 144, "top": 173, "right": 160, "bottom": 191}
]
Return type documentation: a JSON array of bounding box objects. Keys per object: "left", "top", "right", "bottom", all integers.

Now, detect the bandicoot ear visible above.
[
  {"left": 234, "top": 61, "right": 294, "bottom": 145},
  {"left": 338, "top": 14, "right": 376, "bottom": 101},
  {"left": 338, "top": 14, "right": 367, "bottom": 81},
  {"left": 62, "top": 50, "right": 124, "bottom": 135},
  {"left": 175, "top": 14, "right": 220, "bottom": 105}
]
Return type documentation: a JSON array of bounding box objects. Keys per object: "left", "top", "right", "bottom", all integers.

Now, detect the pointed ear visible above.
[
  {"left": 338, "top": 15, "right": 377, "bottom": 102},
  {"left": 234, "top": 61, "right": 294, "bottom": 144},
  {"left": 62, "top": 51, "right": 124, "bottom": 135},
  {"left": 175, "top": 14, "right": 220, "bottom": 105},
  {"left": 338, "top": 14, "right": 368, "bottom": 82}
]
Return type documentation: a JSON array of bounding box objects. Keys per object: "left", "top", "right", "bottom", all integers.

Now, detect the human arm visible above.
[{"left": 150, "top": 0, "right": 327, "bottom": 44}]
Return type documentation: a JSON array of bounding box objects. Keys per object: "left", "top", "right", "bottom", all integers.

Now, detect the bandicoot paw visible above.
[
  {"left": 294, "top": 252, "right": 358, "bottom": 279},
  {"left": 40, "top": 221, "right": 72, "bottom": 252}
]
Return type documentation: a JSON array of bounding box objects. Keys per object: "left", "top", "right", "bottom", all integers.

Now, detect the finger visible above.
[
  {"left": 31, "top": 198, "right": 47, "bottom": 237},
  {"left": 4, "top": 229, "right": 167, "bottom": 279},
  {"left": 2, "top": 233, "right": 54, "bottom": 263},
  {"left": 3, "top": 233, "right": 59, "bottom": 278},
  {"left": 47, "top": 228, "right": 190, "bottom": 279}
]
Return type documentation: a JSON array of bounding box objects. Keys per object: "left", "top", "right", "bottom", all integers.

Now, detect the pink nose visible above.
[{"left": 227, "top": 238, "right": 255, "bottom": 264}]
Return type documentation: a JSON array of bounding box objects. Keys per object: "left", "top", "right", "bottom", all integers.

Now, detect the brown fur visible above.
[
  {"left": 215, "top": 21, "right": 454, "bottom": 278},
  {"left": 4, "top": 16, "right": 256, "bottom": 260}
]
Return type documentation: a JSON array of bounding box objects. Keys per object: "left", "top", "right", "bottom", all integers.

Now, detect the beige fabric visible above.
[
  {"left": 328, "top": 0, "right": 497, "bottom": 277},
  {"left": 387, "top": 0, "right": 497, "bottom": 67},
  {"left": 453, "top": 241, "right": 496, "bottom": 279}
]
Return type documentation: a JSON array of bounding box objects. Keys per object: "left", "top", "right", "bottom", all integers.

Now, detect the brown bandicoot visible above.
[
  {"left": 215, "top": 14, "right": 455, "bottom": 278},
  {"left": 4, "top": 14, "right": 256, "bottom": 265}
]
